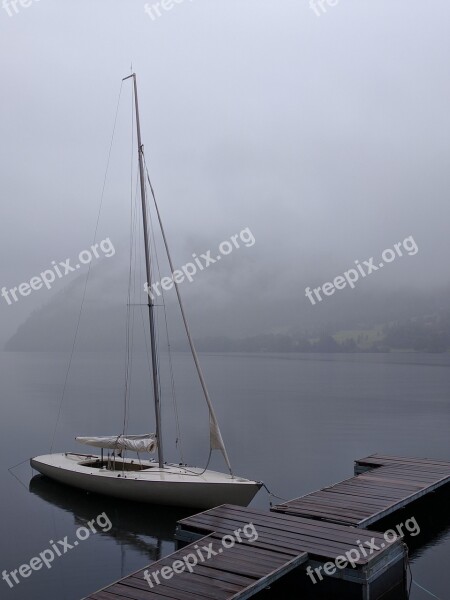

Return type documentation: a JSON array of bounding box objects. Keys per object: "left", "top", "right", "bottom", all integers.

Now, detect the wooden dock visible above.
[
  {"left": 176, "top": 504, "right": 405, "bottom": 587},
  {"left": 86, "top": 527, "right": 308, "bottom": 600},
  {"left": 84, "top": 454, "right": 450, "bottom": 600},
  {"left": 272, "top": 453, "right": 450, "bottom": 527}
]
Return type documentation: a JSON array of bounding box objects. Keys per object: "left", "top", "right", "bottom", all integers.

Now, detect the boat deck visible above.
[{"left": 272, "top": 453, "right": 450, "bottom": 527}]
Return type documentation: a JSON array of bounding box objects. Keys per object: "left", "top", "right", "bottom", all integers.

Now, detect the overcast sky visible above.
[{"left": 1, "top": 0, "right": 449, "bottom": 345}]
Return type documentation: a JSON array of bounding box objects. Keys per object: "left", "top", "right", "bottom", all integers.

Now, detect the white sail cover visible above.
[{"left": 76, "top": 434, "right": 157, "bottom": 453}]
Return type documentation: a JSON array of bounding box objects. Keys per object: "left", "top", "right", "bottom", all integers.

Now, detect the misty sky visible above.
[{"left": 1, "top": 0, "right": 450, "bottom": 345}]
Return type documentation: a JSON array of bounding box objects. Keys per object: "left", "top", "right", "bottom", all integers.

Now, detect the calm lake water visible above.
[{"left": 0, "top": 350, "right": 449, "bottom": 599}]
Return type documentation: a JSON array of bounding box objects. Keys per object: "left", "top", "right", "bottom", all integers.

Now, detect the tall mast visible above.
[{"left": 123, "top": 73, "right": 164, "bottom": 469}]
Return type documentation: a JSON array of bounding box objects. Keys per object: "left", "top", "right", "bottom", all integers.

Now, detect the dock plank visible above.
[
  {"left": 178, "top": 505, "right": 398, "bottom": 564},
  {"left": 85, "top": 530, "right": 308, "bottom": 600},
  {"left": 356, "top": 454, "right": 450, "bottom": 469},
  {"left": 273, "top": 454, "right": 450, "bottom": 527}
]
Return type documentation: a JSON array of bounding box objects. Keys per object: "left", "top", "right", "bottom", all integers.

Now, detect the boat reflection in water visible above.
[{"left": 29, "top": 474, "right": 193, "bottom": 564}]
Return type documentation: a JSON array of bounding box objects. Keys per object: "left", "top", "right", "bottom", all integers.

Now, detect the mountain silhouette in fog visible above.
[{"left": 5, "top": 262, "right": 450, "bottom": 353}]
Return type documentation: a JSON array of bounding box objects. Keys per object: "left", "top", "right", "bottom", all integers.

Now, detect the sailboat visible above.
[{"left": 30, "top": 74, "right": 262, "bottom": 509}]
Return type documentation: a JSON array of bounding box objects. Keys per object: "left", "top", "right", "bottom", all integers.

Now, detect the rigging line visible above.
[
  {"left": 124, "top": 171, "right": 141, "bottom": 436},
  {"left": 148, "top": 207, "right": 185, "bottom": 464},
  {"left": 122, "top": 182, "right": 133, "bottom": 435},
  {"left": 161, "top": 288, "right": 184, "bottom": 462},
  {"left": 147, "top": 201, "right": 165, "bottom": 435},
  {"left": 122, "top": 173, "right": 140, "bottom": 463},
  {"left": 142, "top": 154, "right": 233, "bottom": 476},
  {"left": 135, "top": 184, "right": 152, "bottom": 402},
  {"left": 128, "top": 181, "right": 140, "bottom": 433},
  {"left": 50, "top": 81, "right": 124, "bottom": 453},
  {"left": 139, "top": 296, "right": 155, "bottom": 413},
  {"left": 139, "top": 167, "right": 163, "bottom": 457},
  {"left": 147, "top": 207, "right": 184, "bottom": 461},
  {"left": 137, "top": 204, "right": 155, "bottom": 424},
  {"left": 145, "top": 186, "right": 184, "bottom": 463},
  {"left": 123, "top": 153, "right": 139, "bottom": 437},
  {"left": 126, "top": 170, "right": 140, "bottom": 435},
  {"left": 137, "top": 206, "right": 162, "bottom": 445}
]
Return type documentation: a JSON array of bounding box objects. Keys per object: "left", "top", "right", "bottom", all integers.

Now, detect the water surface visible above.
[{"left": 1, "top": 351, "right": 449, "bottom": 599}]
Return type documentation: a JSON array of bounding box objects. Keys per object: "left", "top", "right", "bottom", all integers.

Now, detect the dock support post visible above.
[{"left": 362, "top": 583, "right": 370, "bottom": 600}]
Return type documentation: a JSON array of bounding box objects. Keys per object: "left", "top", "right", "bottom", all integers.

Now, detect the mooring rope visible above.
[
  {"left": 260, "top": 482, "right": 288, "bottom": 505},
  {"left": 411, "top": 580, "right": 443, "bottom": 599},
  {"left": 8, "top": 458, "right": 32, "bottom": 490},
  {"left": 404, "top": 544, "right": 441, "bottom": 600}
]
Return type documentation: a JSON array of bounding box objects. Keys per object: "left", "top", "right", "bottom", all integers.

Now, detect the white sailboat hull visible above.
[{"left": 30, "top": 453, "right": 262, "bottom": 509}]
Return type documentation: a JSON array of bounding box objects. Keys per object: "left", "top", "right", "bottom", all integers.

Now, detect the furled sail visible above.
[{"left": 76, "top": 434, "right": 157, "bottom": 453}]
